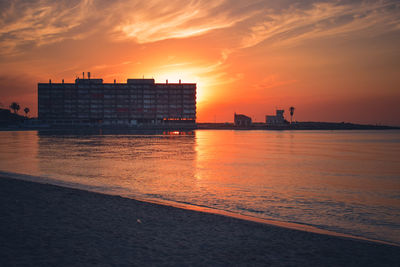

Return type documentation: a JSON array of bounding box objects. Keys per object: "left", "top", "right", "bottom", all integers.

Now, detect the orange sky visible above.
[{"left": 0, "top": 0, "right": 399, "bottom": 125}]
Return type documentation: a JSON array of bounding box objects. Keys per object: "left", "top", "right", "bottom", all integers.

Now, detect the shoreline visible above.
[
  {"left": 132, "top": 196, "right": 400, "bottom": 247},
  {"left": 1, "top": 174, "right": 399, "bottom": 265},
  {"left": 0, "top": 170, "right": 398, "bottom": 248},
  {"left": 1, "top": 121, "right": 399, "bottom": 132}
]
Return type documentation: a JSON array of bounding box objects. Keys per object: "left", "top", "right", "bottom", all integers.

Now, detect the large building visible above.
[{"left": 38, "top": 74, "right": 196, "bottom": 128}]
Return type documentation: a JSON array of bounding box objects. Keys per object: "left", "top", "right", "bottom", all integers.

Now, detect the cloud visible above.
[
  {"left": 0, "top": 0, "right": 96, "bottom": 56},
  {"left": 1, "top": 0, "right": 399, "bottom": 58},
  {"left": 254, "top": 75, "right": 298, "bottom": 90},
  {"left": 240, "top": 1, "right": 400, "bottom": 49},
  {"left": 113, "top": 0, "right": 254, "bottom": 43},
  {"left": 154, "top": 58, "right": 237, "bottom": 87},
  {"left": 0, "top": 0, "right": 256, "bottom": 56}
]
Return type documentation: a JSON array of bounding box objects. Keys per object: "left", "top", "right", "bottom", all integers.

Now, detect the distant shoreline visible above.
[
  {"left": 197, "top": 122, "right": 400, "bottom": 130},
  {"left": 0, "top": 121, "right": 399, "bottom": 132}
]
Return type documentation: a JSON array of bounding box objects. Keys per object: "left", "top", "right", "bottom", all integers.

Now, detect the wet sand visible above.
[{"left": 1, "top": 176, "right": 399, "bottom": 266}]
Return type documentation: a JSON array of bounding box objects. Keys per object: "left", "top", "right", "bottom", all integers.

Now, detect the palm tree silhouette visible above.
[
  {"left": 24, "top": 107, "right": 30, "bottom": 117},
  {"left": 289, "top": 106, "right": 295, "bottom": 124},
  {"left": 10, "top": 102, "right": 20, "bottom": 114}
]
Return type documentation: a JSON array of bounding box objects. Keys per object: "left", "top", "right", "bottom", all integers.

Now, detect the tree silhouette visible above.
[
  {"left": 289, "top": 106, "right": 295, "bottom": 124},
  {"left": 24, "top": 107, "right": 30, "bottom": 117},
  {"left": 10, "top": 102, "right": 20, "bottom": 114}
]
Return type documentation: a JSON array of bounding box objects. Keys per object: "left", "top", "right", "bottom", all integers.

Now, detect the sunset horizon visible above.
[
  {"left": 0, "top": 0, "right": 399, "bottom": 126},
  {"left": 1, "top": 1, "right": 400, "bottom": 265}
]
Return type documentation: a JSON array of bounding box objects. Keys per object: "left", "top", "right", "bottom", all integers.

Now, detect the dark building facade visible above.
[
  {"left": 266, "top": 109, "right": 285, "bottom": 125},
  {"left": 38, "top": 75, "right": 196, "bottom": 127},
  {"left": 234, "top": 113, "right": 252, "bottom": 127}
]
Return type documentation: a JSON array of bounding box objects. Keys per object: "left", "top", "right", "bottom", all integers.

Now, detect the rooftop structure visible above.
[{"left": 38, "top": 73, "right": 196, "bottom": 128}]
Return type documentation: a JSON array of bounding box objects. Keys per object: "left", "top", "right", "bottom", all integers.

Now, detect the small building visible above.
[
  {"left": 266, "top": 109, "right": 285, "bottom": 125},
  {"left": 234, "top": 113, "right": 252, "bottom": 127}
]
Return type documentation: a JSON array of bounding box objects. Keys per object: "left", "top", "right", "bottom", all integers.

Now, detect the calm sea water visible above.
[{"left": 0, "top": 130, "right": 399, "bottom": 244}]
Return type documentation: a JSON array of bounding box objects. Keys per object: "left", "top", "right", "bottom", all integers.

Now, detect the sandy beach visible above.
[{"left": 0, "top": 176, "right": 399, "bottom": 266}]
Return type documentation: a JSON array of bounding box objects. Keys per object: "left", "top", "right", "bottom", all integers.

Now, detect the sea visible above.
[{"left": 0, "top": 129, "right": 399, "bottom": 245}]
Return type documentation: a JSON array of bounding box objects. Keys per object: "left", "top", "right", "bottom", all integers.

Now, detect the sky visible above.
[{"left": 0, "top": 0, "right": 399, "bottom": 125}]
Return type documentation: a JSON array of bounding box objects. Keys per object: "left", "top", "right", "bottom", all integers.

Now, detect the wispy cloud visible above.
[
  {"left": 240, "top": 1, "right": 400, "bottom": 49},
  {"left": 0, "top": 0, "right": 96, "bottom": 55},
  {"left": 254, "top": 75, "right": 297, "bottom": 91},
  {"left": 1, "top": 0, "right": 399, "bottom": 58},
  {"left": 154, "top": 58, "right": 236, "bottom": 86},
  {"left": 113, "top": 0, "right": 253, "bottom": 43},
  {"left": 0, "top": 0, "right": 255, "bottom": 56}
]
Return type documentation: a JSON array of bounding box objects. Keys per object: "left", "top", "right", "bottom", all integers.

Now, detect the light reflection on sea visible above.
[{"left": 0, "top": 130, "right": 399, "bottom": 244}]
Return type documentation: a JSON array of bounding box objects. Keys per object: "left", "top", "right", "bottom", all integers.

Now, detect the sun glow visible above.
[{"left": 154, "top": 69, "right": 209, "bottom": 104}]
